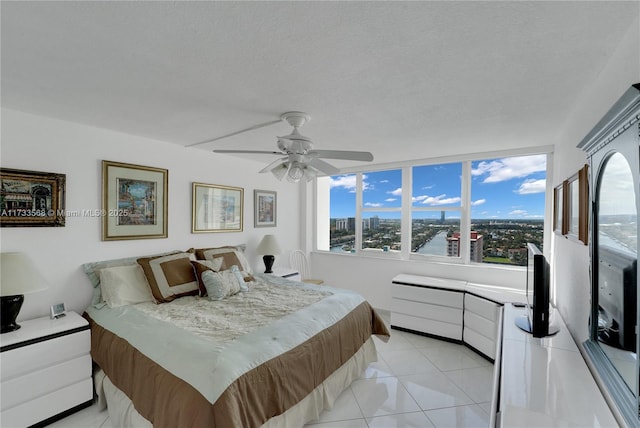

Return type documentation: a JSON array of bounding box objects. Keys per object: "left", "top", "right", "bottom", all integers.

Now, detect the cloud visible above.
[
  {"left": 472, "top": 155, "right": 546, "bottom": 183},
  {"left": 517, "top": 179, "right": 546, "bottom": 194},
  {"left": 413, "top": 194, "right": 461, "bottom": 206},
  {"left": 330, "top": 174, "right": 369, "bottom": 192},
  {"left": 471, "top": 199, "right": 486, "bottom": 206},
  {"left": 385, "top": 198, "right": 397, "bottom": 202},
  {"left": 509, "top": 209, "right": 528, "bottom": 216},
  {"left": 388, "top": 187, "right": 402, "bottom": 196},
  {"left": 380, "top": 180, "right": 389, "bottom": 183},
  {"left": 364, "top": 202, "right": 383, "bottom": 207}
]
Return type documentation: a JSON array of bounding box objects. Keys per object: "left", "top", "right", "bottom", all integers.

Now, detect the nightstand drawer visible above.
[
  {"left": 0, "top": 329, "right": 90, "bottom": 381},
  {"left": 0, "top": 378, "right": 93, "bottom": 428},
  {"left": 1, "top": 354, "right": 91, "bottom": 411}
]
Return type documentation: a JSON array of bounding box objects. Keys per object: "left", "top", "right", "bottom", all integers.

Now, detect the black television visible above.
[
  {"left": 597, "top": 244, "right": 637, "bottom": 352},
  {"left": 515, "top": 243, "right": 559, "bottom": 337}
]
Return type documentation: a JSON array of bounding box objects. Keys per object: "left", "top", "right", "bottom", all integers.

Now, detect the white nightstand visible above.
[
  {"left": 0, "top": 311, "right": 93, "bottom": 427},
  {"left": 266, "top": 267, "right": 302, "bottom": 282}
]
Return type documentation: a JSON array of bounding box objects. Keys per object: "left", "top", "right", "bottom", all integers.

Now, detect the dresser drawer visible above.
[
  {"left": 464, "top": 311, "right": 497, "bottom": 341},
  {"left": 463, "top": 328, "right": 496, "bottom": 359},
  {"left": 0, "top": 329, "right": 90, "bottom": 381},
  {"left": 392, "top": 284, "right": 463, "bottom": 308},
  {"left": 465, "top": 293, "right": 500, "bottom": 322},
  {"left": 1, "top": 354, "right": 91, "bottom": 411},
  {"left": 392, "top": 312, "right": 462, "bottom": 340},
  {"left": 392, "top": 298, "right": 463, "bottom": 325}
]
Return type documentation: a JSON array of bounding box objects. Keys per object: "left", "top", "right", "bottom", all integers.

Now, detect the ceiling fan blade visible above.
[
  {"left": 187, "top": 119, "right": 283, "bottom": 147},
  {"left": 308, "top": 150, "right": 374, "bottom": 162},
  {"left": 213, "top": 149, "right": 283, "bottom": 155},
  {"left": 308, "top": 158, "right": 340, "bottom": 175},
  {"left": 259, "top": 157, "right": 288, "bottom": 173}
]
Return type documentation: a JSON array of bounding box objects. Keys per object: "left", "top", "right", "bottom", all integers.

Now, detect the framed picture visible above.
[
  {"left": 0, "top": 168, "right": 66, "bottom": 227},
  {"left": 192, "top": 183, "right": 243, "bottom": 233},
  {"left": 567, "top": 164, "right": 589, "bottom": 245},
  {"left": 254, "top": 189, "right": 277, "bottom": 227},
  {"left": 102, "top": 160, "right": 168, "bottom": 241}
]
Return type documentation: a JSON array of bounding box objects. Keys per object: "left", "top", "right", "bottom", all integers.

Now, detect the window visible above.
[
  {"left": 470, "top": 155, "right": 546, "bottom": 265},
  {"left": 320, "top": 151, "right": 549, "bottom": 267},
  {"left": 411, "top": 163, "right": 462, "bottom": 258}
]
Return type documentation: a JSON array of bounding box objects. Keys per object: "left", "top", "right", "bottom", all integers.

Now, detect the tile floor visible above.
[{"left": 50, "top": 318, "right": 494, "bottom": 428}]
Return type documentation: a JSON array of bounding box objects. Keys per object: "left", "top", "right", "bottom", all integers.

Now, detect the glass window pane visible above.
[
  {"left": 363, "top": 170, "right": 402, "bottom": 209},
  {"left": 362, "top": 212, "right": 401, "bottom": 252},
  {"left": 412, "top": 163, "right": 462, "bottom": 208},
  {"left": 412, "top": 211, "right": 460, "bottom": 257},
  {"left": 330, "top": 174, "right": 356, "bottom": 253},
  {"left": 471, "top": 155, "right": 546, "bottom": 265}
]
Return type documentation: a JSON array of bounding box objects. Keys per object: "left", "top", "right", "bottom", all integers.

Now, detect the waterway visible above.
[{"left": 416, "top": 231, "right": 448, "bottom": 256}]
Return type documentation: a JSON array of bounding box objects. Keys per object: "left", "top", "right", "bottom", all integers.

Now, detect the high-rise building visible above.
[
  {"left": 370, "top": 215, "right": 380, "bottom": 230},
  {"left": 446, "top": 231, "right": 483, "bottom": 262},
  {"left": 347, "top": 217, "right": 356, "bottom": 231},
  {"left": 335, "top": 218, "right": 348, "bottom": 231}
]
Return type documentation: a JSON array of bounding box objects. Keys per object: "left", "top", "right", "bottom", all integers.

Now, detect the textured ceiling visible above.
[{"left": 1, "top": 1, "right": 638, "bottom": 168}]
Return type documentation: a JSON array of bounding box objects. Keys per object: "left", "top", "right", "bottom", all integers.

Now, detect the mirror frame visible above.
[{"left": 578, "top": 83, "right": 640, "bottom": 427}]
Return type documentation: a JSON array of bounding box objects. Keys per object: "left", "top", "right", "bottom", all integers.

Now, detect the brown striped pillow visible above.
[
  {"left": 190, "top": 259, "right": 223, "bottom": 297},
  {"left": 193, "top": 246, "right": 253, "bottom": 273},
  {"left": 137, "top": 253, "right": 199, "bottom": 303}
]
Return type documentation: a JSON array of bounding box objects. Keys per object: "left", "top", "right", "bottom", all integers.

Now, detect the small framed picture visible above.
[
  {"left": 254, "top": 189, "right": 277, "bottom": 227},
  {"left": 50, "top": 302, "right": 66, "bottom": 319}
]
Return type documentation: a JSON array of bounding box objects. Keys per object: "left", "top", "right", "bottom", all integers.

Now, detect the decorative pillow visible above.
[
  {"left": 191, "top": 259, "right": 224, "bottom": 296},
  {"left": 137, "top": 253, "right": 199, "bottom": 303},
  {"left": 99, "top": 265, "right": 155, "bottom": 308},
  {"left": 230, "top": 265, "right": 249, "bottom": 292},
  {"left": 192, "top": 245, "right": 253, "bottom": 274},
  {"left": 202, "top": 270, "right": 243, "bottom": 301},
  {"left": 83, "top": 250, "right": 181, "bottom": 308}
]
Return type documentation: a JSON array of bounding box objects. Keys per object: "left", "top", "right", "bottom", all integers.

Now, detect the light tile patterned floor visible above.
[{"left": 50, "top": 314, "right": 493, "bottom": 428}]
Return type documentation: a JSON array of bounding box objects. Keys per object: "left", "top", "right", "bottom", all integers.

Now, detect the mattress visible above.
[{"left": 84, "top": 274, "right": 389, "bottom": 427}]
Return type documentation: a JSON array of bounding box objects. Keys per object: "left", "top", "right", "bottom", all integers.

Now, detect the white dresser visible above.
[
  {"left": 0, "top": 311, "right": 93, "bottom": 427},
  {"left": 391, "top": 274, "right": 525, "bottom": 360}
]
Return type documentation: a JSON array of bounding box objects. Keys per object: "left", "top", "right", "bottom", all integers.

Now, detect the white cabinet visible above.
[
  {"left": 391, "top": 276, "right": 466, "bottom": 341},
  {"left": 463, "top": 293, "right": 500, "bottom": 360},
  {"left": 0, "top": 311, "right": 93, "bottom": 427}
]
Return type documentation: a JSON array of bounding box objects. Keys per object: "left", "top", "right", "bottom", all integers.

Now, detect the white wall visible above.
[
  {"left": 552, "top": 15, "right": 640, "bottom": 343},
  {"left": 0, "top": 109, "right": 301, "bottom": 321}
]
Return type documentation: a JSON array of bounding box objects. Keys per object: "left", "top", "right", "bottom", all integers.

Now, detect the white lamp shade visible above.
[
  {"left": 256, "top": 235, "right": 282, "bottom": 255},
  {"left": 0, "top": 252, "right": 48, "bottom": 296}
]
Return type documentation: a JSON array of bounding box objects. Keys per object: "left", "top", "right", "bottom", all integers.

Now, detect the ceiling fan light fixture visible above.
[
  {"left": 286, "top": 162, "right": 305, "bottom": 183},
  {"left": 271, "top": 163, "right": 288, "bottom": 181}
]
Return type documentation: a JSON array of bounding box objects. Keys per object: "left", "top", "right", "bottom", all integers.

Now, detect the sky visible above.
[{"left": 329, "top": 154, "right": 547, "bottom": 219}]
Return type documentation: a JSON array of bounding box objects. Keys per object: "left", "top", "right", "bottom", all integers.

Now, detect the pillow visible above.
[
  {"left": 137, "top": 253, "right": 199, "bottom": 303},
  {"left": 230, "top": 265, "right": 249, "bottom": 292},
  {"left": 83, "top": 250, "right": 182, "bottom": 308},
  {"left": 99, "top": 265, "right": 155, "bottom": 308},
  {"left": 202, "top": 270, "right": 243, "bottom": 301},
  {"left": 192, "top": 245, "right": 253, "bottom": 274},
  {"left": 191, "top": 259, "right": 224, "bottom": 296}
]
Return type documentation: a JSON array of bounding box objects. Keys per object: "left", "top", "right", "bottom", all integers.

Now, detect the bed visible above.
[{"left": 82, "top": 248, "right": 389, "bottom": 427}]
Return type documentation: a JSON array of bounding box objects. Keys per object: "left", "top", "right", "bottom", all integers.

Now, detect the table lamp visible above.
[
  {"left": 1, "top": 252, "right": 48, "bottom": 333},
  {"left": 256, "top": 234, "right": 282, "bottom": 273}
]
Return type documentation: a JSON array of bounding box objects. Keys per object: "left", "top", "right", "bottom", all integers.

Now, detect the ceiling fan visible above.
[{"left": 206, "top": 112, "right": 374, "bottom": 183}]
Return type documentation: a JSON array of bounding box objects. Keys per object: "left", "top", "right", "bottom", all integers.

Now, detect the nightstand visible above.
[
  {"left": 0, "top": 311, "right": 93, "bottom": 427},
  {"left": 267, "top": 267, "right": 302, "bottom": 282}
]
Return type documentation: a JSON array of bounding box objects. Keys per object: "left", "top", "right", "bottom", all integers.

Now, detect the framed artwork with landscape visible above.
[
  {"left": 102, "top": 160, "right": 168, "bottom": 241},
  {"left": 192, "top": 182, "right": 243, "bottom": 233},
  {"left": 0, "top": 168, "right": 66, "bottom": 227},
  {"left": 254, "top": 189, "right": 277, "bottom": 227}
]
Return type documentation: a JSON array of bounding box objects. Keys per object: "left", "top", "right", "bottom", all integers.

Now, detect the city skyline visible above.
[{"left": 330, "top": 155, "right": 547, "bottom": 220}]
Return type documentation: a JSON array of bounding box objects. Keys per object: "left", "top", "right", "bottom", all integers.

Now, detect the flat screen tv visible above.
[{"left": 515, "top": 243, "right": 559, "bottom": 337}]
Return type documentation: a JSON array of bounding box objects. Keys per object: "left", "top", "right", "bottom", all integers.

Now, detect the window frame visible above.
[{"left": 316, "top": 147, "right": 553, "bottom": 268}]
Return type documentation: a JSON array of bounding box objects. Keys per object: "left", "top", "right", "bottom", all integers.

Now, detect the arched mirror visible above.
[
  {"left": 595, "top": 151, "right": 637, "bottom": 395},
  {"left": 579, "top": 84, "right": 639, "bottom": 427}
]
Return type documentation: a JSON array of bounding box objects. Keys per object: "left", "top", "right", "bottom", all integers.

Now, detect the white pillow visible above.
[{"left": 99, "top": 265, "right": 155, "bottom": 308}]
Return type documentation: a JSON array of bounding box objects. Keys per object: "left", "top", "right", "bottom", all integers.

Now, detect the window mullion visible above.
[
  {"left": 355, "top": 173, "right": 363, "bottom": 252},
  {"left": 401, "top": 166, "right": 412, "bottom": 259},
  {"left": 460, "top": 161, "right": 471, "bottom": 264}
]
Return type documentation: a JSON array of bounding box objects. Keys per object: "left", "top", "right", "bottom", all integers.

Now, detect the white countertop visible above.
[
  {"left": 0, "top": 311, "right": 88, "bottom": 349},
  {"left": 499, "top": 304, "right": 618, "bottom": 427}
]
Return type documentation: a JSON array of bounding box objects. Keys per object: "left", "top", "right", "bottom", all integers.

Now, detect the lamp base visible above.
[
  {"left": 1, "top": 294, "right": 24, "bottom": 333},
  {"left": 263, "top": 255, "right": 275, "bottom": 273}
]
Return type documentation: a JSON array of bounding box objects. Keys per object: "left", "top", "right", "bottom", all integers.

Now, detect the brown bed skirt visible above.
[{"left": 85, "top": 301, "right": 389, "bottom": 428}]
